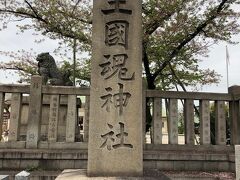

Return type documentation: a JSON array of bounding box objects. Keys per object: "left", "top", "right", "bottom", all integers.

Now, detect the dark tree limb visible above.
[
  {"left": 143, "top": 0, "right": 189, "bottom": 43},
  {"left": 152, "top": 0, "right": 229, "bottom": 82},
  {"left": 24, "top": 0, "right": 47, "bottom": 23},
  {"left": 168, "top": 62, "right": 200, "bottom": 117},
  {"left": 142, "top": 45, "right": 155, "bottom": 89},
  {"left": 0, "top": 1, "right": 92, "bottom": 43}
]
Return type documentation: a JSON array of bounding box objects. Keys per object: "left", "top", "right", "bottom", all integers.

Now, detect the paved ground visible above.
[
  {"left": 54, "top": 169, "right": 236, "bottom": 180},
  {"left": 158, "top": 170, "right": 235, "bottom": 180},
  {"left": 0, "top": 169, "right": 235, "bottom": 180}
]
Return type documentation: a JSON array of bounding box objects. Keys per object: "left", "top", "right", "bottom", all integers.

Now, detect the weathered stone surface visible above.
[
  {"left": 20, "top": 105, "right": 28, "bottom": 125},
  {"left": 57, "top": 105, "right": 68, "bottom": 141},
  {"left": 66, "top": 95, "right": 77, "bottom": 142},
  {"left": 3, "top": 160, "right": 20, "bottom": 169},
  {"left": 145, "top": 90, "right": 232, "bottom": 101},
  {"left": 56, "top": 169, "right": 169, "bottom": 180},
  {"left": 26, "top": 76, "right": 43, "bottom": 148},
  {"left": 228, "top": 86, "right": 240, "bottom": 145},
  {"left": 169, "top": 99, "right": 178, "bottom": 144},
  {"left": 215, "top": 101, "right": 226, "bottom": 145},
  {"left": 8, "top": 93, "right": 22, "bottom": 141},
  {"left": 235, "top": 145, "right": 240, "bottom": 180},
  {"left": 184, "top": 99, "right": 195, "bottom": 145},
  {"left": 38, "top": 142, "right": 87, "bottom": 150},
  {"left": 17, "top": 94, "right": 81, "bottom": 141},
  {"left": 199, "top": 100, "right": 210, "bottom": 145},
  {"left": 142, "top": 81, "right": 147, "bottom": 146},
  {"left": 152, "top": 98, "right": 162, "bottom": 144},
  {"left": 48, "top": 95, "right": 60, "bottom": 142},
  {"left": 88, "top": 0, "right": 143, "bottom": 177},
  {"left": 0, "top": 148, "right": 235, "bottom": 172},
  {"left": 19, "top": 160, "right": 39, "bottom": 169},
  {"left": 83, "top": 96, "right": 90, "bottom": 142},
  {"left": 0, "top": 142, "right": 26, "bottom": 149}
]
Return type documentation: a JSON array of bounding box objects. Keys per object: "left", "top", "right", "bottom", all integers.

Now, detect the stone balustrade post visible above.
[
  {"left": 228, "top": 86, "right": 240, "bottom": 145},
  {"left": 199, "top": 100, "right": 210, "bottom": 145},
  {"left": 215, "top": 101, "right": 226, "bottom": 145},
  {"left": 153, "top": 97, "right": 162, "bottom": 144},
  {"left": 169, "top": 99, "right": 178, "bottom": 144},
  {"left": 142, "top": 80, "right": 147, "bottom": 147},
  {"left": 83, "top": 96, "right": 90, "bottom": 142},
  {"left": 26, "top": 76, "right": 43, "bottom": 148},
  {"left": 66, "top": 95, "right": 77, "bottom": 142},
  {"left": 235, "top": 145, "right": 240, "bottom": 180},
  {"left": 184, "top": 99, "right": 195, "bottom": 145},
  {"left": 8, "top": 93, "right": 22, "bottom": 141},
  {"left": 0, "top": 93, "right": 5, "bottom": 141}
]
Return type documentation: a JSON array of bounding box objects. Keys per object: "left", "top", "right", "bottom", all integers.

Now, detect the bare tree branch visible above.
[{"left": 24, "top": 0, "right": 47, "bottom": 23}]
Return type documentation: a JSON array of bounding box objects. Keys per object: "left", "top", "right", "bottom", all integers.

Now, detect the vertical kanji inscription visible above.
[{"left": 88, "top": 0, "right": 143, "bottom": 176}]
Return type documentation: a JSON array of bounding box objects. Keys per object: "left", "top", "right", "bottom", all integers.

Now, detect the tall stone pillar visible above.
[
  {"left": 26, "top": 76, "right": 43, "bottom": 148},
  {"left": 88, "top": 0, "right": 143, "bottom": 177}
]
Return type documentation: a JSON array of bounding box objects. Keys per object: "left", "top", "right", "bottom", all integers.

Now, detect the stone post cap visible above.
[
  {"left": 228, "top": 86, "right": 240, "bottom": 100},
  {"left": 228, "top": 85, "right": 240, "bottom": 94}
]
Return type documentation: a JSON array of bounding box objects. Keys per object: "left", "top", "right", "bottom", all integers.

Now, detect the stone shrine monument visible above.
[{"left": 88, "top": 0, "right": 143, "bottom": 177}]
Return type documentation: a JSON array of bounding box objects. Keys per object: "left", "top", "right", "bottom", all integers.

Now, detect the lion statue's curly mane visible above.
[{"left": 36, "top": 52, "right": 73, "bottom": 86}]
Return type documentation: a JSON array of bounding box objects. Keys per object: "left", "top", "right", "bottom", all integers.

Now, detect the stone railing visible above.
[
  {"left": 144, "top": 89, "right": 240, "bottom": 147},
  {"left": 1, "top": 76, "right": 240, "bottom": 150},
  {"left": 0, "top": 76, "right": 90, "bottom": 149}
]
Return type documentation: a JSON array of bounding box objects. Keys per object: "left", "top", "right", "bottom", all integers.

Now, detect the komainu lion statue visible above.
[{"left": 36, "top": 52, "right": 73, "bottom": 86}]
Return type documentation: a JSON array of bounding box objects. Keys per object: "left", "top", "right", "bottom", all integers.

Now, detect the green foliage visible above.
[
  {"left": 60, "top": 57, "right": 91, "bottom": 86},
  {"left": 25, "top": 165, "right": 42, "bottom": 172},
  {"left": 0, "top": 50, "right": 38, "bottom": 83},
  {"left": 142, "top": 0, "right": 240, "bottom": 90}
]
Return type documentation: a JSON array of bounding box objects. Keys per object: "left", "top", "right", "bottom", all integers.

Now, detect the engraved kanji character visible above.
[
  {"left": 100, "top": 123, "right": 133, "bottom": 151},
  {"left": 106, "top": 22, "right": 128, "bottom": 46},
  {"left": 100, "top": 87, "right": 113, "bottom": 112},
  {"left": 113, "top": 122, "right": 133, "bottom": 149},
  {"left": 100, "top": 123, "right": 115, "bottom": 151},
  {"left": 99, "top": 54, "right": 135, "bottom": 80},
  {"left": 100, "top": 83, "right": 131, "bottom": 115},
  {"left": 113, "top": 83, "right": 131, "bottom": 115},
  {"left": 102, "top": 0, "right": 132, "bottom": 15}
]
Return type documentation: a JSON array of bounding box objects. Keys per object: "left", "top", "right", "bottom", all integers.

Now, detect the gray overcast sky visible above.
[{"left": 0, "top": 21, "right": 239, "bottom": 93}]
